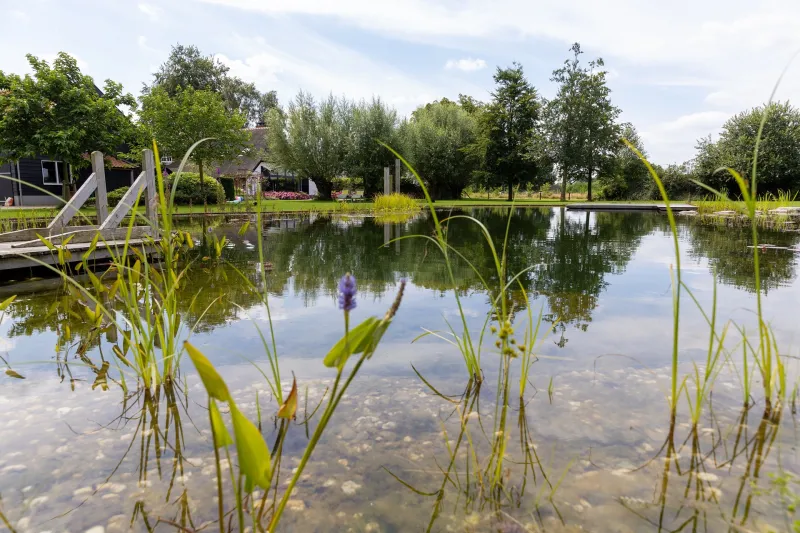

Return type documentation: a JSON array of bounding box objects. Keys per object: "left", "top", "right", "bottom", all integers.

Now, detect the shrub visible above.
[
  {"left": 263, "top": 191, "right": 312, "bottom": 200},
  {"left": 373, "top": 193, "right": 420, "bottom": 212},
  {"left": 165, "top": 172, "right": 225, "bottom": 205},
  {"left": 107, "top": 186, "right": 129, "bottom": 207},
  {"left": 220, "top": 176, "right": 236, "bottom": 201}
]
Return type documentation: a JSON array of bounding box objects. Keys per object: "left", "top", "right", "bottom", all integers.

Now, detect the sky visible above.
[{"left": 1, "top": 0, "right": 799, "bottom": 165}]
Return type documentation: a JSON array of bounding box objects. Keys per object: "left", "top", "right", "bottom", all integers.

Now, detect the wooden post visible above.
[
  {"left": 143, "top": 149, "right": 159, "bottom": 232},
  {"left": 395, "top": 159, "right": 401, "bottom": 194},
  {"left": 92, "top": 151, "right": 109, "bottom": 225},
  {"left": 384, "top": 167, "right": 390, "bottom": 196},
  {"left": 384, "top": 223, "right": 390, "bottom": 247}
]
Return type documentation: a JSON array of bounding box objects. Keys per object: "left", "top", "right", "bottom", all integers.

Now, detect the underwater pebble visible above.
[
  {"left": 29, "top": 495, "right": 49, "bottom": 508},
  {"left": 16, "top": 517, "right": 31, "bottom": 530},
  {"left": 2, "top": 464, "right": 27, "bottom": 473},
  {"left": 403, "top": 436, "right": 413, "bottom": 443},
  {"left": 74, "top": 487, "right": 93, "bottom": 497},
  {"left": 57, "top": 407, "right": 72, "bottom": 415},
  {"left": 324, "top": 478, "right": 336, "bottom": 487},
  {"left": 85, "top": 527, "right": 105, "bottom": 533},
  {"left": 381, "top": 422, "right": 396, "bottom": 430},
  {"left": 365, "top": 522, "right": 381, "bottom": 532},
  {"left": 337, "top": 512, "right": 346, "bottom": 519},
  {"left": 338, "top": 459, "right": 348, "bottom": 467},
  {"left": 341, "top": 480, "right": 361, "bottom": 495},
  {"left": 286, "top": 499, "right": 306, "bottom": 511},
  {"left": 697, "top": 472, "right": 719, "bottom": 482},
  {"left": 99, "top": 482, "right": 126, "bottom": 493}
]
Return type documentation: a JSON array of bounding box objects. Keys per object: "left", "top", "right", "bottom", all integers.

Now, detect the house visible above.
[
  {"left": 0, "top": 154, "right": 140, "bottom": 206},
  {"left": 171, "top": 126, "right": 318, "bottom": 197}
]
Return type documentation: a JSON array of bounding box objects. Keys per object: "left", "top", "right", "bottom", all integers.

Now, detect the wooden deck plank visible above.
[{"left": 0, "top": 238, "right": 157, "bottom": 271}]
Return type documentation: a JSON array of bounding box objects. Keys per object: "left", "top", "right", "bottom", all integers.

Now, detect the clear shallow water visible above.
[{"left": 1, "top": 207, "right": 799, "bottom": 532}]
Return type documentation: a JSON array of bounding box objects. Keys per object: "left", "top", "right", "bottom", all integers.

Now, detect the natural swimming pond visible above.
[{"left": 1, "top": 207, "right": 799, "bottom": 532}]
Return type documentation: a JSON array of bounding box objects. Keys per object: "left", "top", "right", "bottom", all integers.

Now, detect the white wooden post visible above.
[
  {"left": 143, "top": 149, "right": 159, "bottom": 231},
  {"left": 99, "top": 172, "right": 146, "bottom": 230},
  {"left": 92, "top": 151, "right": 109, "bottom": 225},
  {"left": 395, "top": 158, "right": 401, "bottom": 194},
  {"left": 383, "top": 167, "right": 390, "bottom": 196}
]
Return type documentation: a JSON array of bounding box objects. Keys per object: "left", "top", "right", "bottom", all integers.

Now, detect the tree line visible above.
[{"left": 2, "top": 43, "right": 799, "bottom": 201}]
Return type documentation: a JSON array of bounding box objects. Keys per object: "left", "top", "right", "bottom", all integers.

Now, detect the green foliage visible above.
[
  {"left": 166, "top": 172, "right": 225, "bottom": 205},
  {"left": 107, "top": 186, "right": 129, "bottom": 207},
  {"left": 220, "top": 176, "right": 235, "bottom": 200},
  {"left": 399, "top": 100, "right": 478, "bottom": 200},
  {"left": 598, "top": 123, "right": 651, "bottom": 200},
  {"left": 144, "top": 43, "right": 278, "bottom": 126},
  {"left": 694, "top": 101, "right": 800, "bottom": 195},
  {"left": 138, "top": 86, "right": 250, "bottom": 191},
  {"left": 345, "top": 98, "right": 398, "bottom": 196},
  {"left": 266, "top": 92, "right": 350, "bottom": 200},
  {"left": 373, "top": 193, "right": 420, "bottom": 212},
  {"left": 543, "top": 43, "right": 621, "bottom": 201},
  {"left": 483, "top": 63, "right": 543, "bottom": 200},
  {"left": 0, "top": 52, "right": 136, "bottom": 189}
]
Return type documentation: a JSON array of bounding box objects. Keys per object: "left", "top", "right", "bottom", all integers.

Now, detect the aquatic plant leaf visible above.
[
  {"left": 0, "top": 295, "right": 16, "bottom": 312},
  {"left": 131, "top": 260, "right": 142, "bottom": 286},
  {"left": 238, "top": 221, "right": 250, "bottom": 236},
  {"left": 184, "top": 341, "right": 231, "bottom": 402},
  {"left": 230, "top": 404, "right": 271, "bottom": 490},
  {"left": 35, "top": 233, "right": 56, "bottom": 251},
  {"left": 5, "top": 369, "right": 25, "bottom": 379},
  {"left": 323, "top": 316, "right": 380, "bottom": 369},
  {"left": 92, "top": 361, "right": 110, "bottom": 391},
  {"left": 277, "top": 376, "right": 298, "bottom": 420},
  {"left": 112, "top": 345, "right": 133, "bottom": 368},
  {"left": 210, "top": 399, "right": 233, "bottom": 448}
]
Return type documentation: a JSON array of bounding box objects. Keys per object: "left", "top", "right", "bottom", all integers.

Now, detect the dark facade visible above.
[{"left": 0, "top": 155, "right": 139, "bottom": 207}]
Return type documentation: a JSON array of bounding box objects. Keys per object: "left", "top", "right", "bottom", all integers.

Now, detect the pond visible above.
[{"left": 1, "top": 207, "right": 799, "bottom": 532}]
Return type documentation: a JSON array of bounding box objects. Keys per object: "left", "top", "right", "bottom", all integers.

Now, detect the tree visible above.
[
  {"left": 483, "top": 64, "right": 542, "bottom": 201},
  {"left": 599, "top": 123, "right": 650, "bottom": 199},
  {"left": 544, "top": 43, "right": 621, "bottom": 201},
  {"left": 265, "top": 92, "right": 350, "bottom": 200},
  {"left": 399, "top": 100, "right": 478, "bottom": 200},
  {"left": 694, "top": 101, "right": 800, "bottom": 195},
  {"left": 145, "top": 44, "right": 277, "bottom": 126},
  {"left": 458, "top": 94, "right": 494, "bottom": 198},
  {"left": 0, "top": 52, "right": 136, "bottom": 198},
  {"left": 344, "top": 98, "right": 398, "bottom": 196},
  {"left": 138, "top": 86, "right": 250, "bottom": 209}
]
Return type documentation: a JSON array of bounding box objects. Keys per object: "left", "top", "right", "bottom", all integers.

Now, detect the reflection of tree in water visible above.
[
  {"left": 680, "top": 220, "right": 800, "bottom": 294},
  {"left": 529, "top": 209, "right": 657, "bottom": 346}
]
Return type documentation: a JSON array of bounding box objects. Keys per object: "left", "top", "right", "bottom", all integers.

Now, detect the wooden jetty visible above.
[
  {"left": 566, "top": 203, "right": 698, "bottom": 212},
  {"left": 0, "top": 150, "right": 160, "bottom": 272}
]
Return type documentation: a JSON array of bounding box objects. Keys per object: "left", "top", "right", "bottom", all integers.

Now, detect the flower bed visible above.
[{"left": 263, "top": 191, "right": 312, "bottom": 200}]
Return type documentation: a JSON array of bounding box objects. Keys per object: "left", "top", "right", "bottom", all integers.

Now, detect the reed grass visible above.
[{"left": 373, "top": 192, "right": 421, "bottom": 212}]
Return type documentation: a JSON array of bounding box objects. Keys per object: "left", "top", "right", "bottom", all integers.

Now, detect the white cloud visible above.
[
  {"left": 10, "top": 10, "right": 29, "bottom": 22},
  {"left": 136, "top": 36, "right": 162, "bottom": 55},
  {"left": 444, "top": 58, "right": 487, "bottom": 72},
  {"left": 138, "top": 3, "right": 163, "bottom": 21}
]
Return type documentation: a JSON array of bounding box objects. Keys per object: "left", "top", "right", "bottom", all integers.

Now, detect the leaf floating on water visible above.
[
  {"left": 210, "top": 399, "right": 233, "bottom": 448},
  {"left": 231, "top": 404, "right": 271, "bottom": 491},
  {"left": 5, "top": 369, "right": 25, "bottom": 379},
  {"left": 184, "top": 341, "right": 231, "bottom": 402},
  {"left": 277, "top": 376, "right": 298, "bottom": 420}
]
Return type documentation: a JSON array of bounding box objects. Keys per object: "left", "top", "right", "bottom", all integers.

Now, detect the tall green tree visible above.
[
  {"left": 694, "top": 101, "right": 800, "bottom": 195},
  {"left": 144, "top": 44, "right": 277, "bottom": 126},
  {"left": 0, "top": 52, "right": 136, "bottom": 198},
  {"left": 599, "top": 123, "right": 650, "bottom": 199},
  {"left": 138, "top": 86, "right": 250, "bottom": 208},
  {"left": 265, "top": 92, "right": 350, "bottom": 200},
  {"left": 458, "top": 94, "right": 494, "bottom": 198},
  {"left": 544, "top": 43, "right": 621, "bottom": 201},
  {"left": 399, "top": 99, "right": 478, "bottom": 200},
  {"left": 484, "top": 63, "right": 542, "bottom": 201},
  {"left": 344, "top": 98, "right": 398, "bottom": 196}
]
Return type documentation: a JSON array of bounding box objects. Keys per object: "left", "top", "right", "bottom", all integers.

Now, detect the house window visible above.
[
  {"left": 160, "top": 155, "right": 173, "bottom": 164},
  {"left": 41, "top": 160, "right": 63, "bottom": 185}
]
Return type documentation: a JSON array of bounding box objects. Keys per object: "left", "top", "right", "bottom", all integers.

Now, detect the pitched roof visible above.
[{"left": 213, "top": 127, "right": 268, "bottom": 178}]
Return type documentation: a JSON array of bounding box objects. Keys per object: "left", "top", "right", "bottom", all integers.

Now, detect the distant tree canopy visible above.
[
  {"left": 0, "top": 52, "right": 136, "bottom": 196},
  {"left": 400, "top": 99, "right": 479, "bottom": 200},
  {"left": 694, "top": 102, "right": 800, "bottom": 196},
  {"left": 144, "top": 44, "right": 278, "bottom": 126}
]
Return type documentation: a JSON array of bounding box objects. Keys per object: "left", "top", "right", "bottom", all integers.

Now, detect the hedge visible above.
[
  {"left": 220, "top": 176, "right": 236, "bottom": 201},
  {"left": 165, "top": 172, "right": 225, "bottom": 205}
]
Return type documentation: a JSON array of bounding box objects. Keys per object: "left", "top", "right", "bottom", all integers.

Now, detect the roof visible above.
[
  {"left": 81, "top": 153, "right": 139, "bottom": 170},
  {"left": 213, "top": 127, "right": 268, "bottom": 178}
]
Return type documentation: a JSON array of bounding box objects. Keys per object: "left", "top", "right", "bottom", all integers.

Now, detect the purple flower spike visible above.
[{"left": 338, "top": 273, "right": 357, "bottom": 312}]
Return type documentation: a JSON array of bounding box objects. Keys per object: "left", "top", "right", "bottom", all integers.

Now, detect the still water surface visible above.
[{"left": 1, "top": 207, "right": 799, "bottom": 532}]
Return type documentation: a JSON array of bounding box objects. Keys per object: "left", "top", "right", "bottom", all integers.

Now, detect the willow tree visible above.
[{"left": 266, "top": 92, "right": 350, "bottom": 200}]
